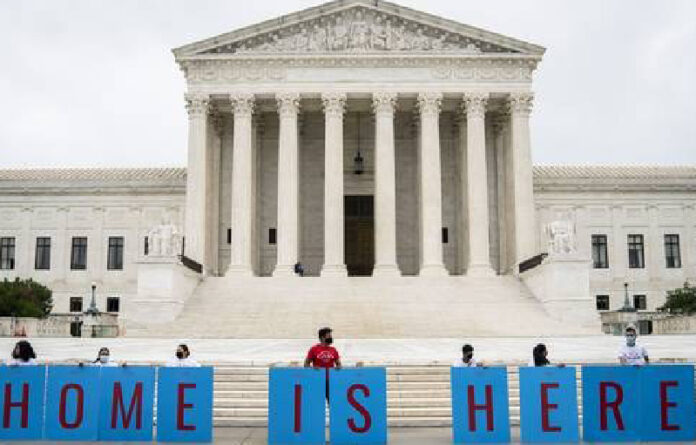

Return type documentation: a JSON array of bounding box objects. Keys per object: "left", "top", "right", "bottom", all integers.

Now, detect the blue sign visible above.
[
  {"left": 0, "top": 365, "right": 46, "bottom": 440},
  {"left": 156, "top": 367, "right": 213, "bottom": 443},
  {"left": 451, "top": 366, "right": 510, "bottom": 443},
  {"left": 582, "top": 366, "right": 640, "bottom": 442},
  {"left": 45, "top": 365, "right": 101, "bottom": 440},
  {"left": 329, "top": 368, "right": 387, "bottom": 445},
  {"left": 638, "top": 365, "right": 695, "bottom": 441},
  {"left": 268, "top": 367, "right": 326, "bottom": 445},
  {"left": 98, "top": 366, "right": 155, "bottom": 441},
  {"left": 519, "top": 366, "right": 579, "bottom": 442}
]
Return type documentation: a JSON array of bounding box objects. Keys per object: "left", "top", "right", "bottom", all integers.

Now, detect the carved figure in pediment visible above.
[
  {"left": 309, "top": 24, "right": 327, "bottom": 51},
  {"left": 371, "top": 16, "right": 388, "bottom": 50},
  {"left": 391, "top": 24, "right": 408, "bottom": 50},
  {"left": 349, "top": 10, "right": 370, "bottom": 50},
  {"left": 411, "top": 28, "right": 429, "bottom": 51},
  {"left": 295, "top": 27, "right": 310, "bottom": 51},
  {"left": 331, "top": 15, "right": 349, "bottom": 50}
]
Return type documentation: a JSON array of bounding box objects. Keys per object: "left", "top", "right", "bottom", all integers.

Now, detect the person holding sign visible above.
[
  {"left": 166, "top": 344, "right": 201, "bottom": 367},
  {"left": 91, "top": 347, "right": 121, "bottom": 367},
  {"left": 453, "top": 344, "right": 478, "bottom": 367},
  {"left": 305, "top": 327, "right": 342, "bottom": 399},
  {"left": 618, "top": 325, "right": 649, "bottom": 365},
  {"left": 7, "top": 340, "right": 37, "bottom": 366},
  {"left": 530, "top": 343, "right": 550, "bottom": 367}
]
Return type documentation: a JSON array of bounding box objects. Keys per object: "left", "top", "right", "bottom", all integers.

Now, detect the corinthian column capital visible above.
[
  {"left": 463, "top": 92, "right": 489, "bottom": 119},
  {"left": 229, "top": 93, "right": 255, "bottom": 117},
  {"left": 372, "top": 92, "right": 398, "bottom": 116},
  {"left": 508, "top": 92, "right": 534, "bottom": 116},
  {"left": 184, "top": 93, "right": 209, "bottom": 117},
  {"left": 321, "top": 92, "right": 347, "bottom": 117},
  {"left": 417, "top": 92, "right": 443, "bottom": 117},
  {"left": 276, "top": 92, "right": 301, "bottom": 117}
]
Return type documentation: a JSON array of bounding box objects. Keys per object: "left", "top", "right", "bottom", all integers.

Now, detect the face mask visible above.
[
  {"left": 99, "top": 355, "right": 109, "bottom": 364},
  {"left": 626, "top": 335, "right": 636, "bottom": 347},
  {"left": 324, "top": 337, "right": 333, "bottom": 345},
  {"left": 464, "top": 353, "right": 473, "bottom": 361},
  {"left": 176, "top": 351, "right": 184, "bottom": 359}
]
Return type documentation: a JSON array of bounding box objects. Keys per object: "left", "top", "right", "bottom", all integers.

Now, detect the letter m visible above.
[{"left": 111, "top": 382, "right": 143, "bottom": 429}]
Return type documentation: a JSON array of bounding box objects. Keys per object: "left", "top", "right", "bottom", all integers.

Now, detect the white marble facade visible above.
[{"left": 0, "top": 0, "right": 694, "bottom": 324}]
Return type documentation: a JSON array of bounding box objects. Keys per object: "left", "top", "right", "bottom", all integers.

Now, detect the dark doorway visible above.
[{"left": 344, "top": 195, "right": 374, "bottom": 276}]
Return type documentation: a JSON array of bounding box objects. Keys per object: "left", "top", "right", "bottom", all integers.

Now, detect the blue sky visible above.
[{"left": 1, "top": 0, "right": 695, "bottom": 167}]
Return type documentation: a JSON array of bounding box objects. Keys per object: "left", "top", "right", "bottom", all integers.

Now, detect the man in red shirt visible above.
[{"left": 304, "top": 327, "right": 341, "bottom": 399}]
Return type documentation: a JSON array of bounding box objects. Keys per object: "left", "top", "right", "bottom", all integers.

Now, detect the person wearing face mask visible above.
[
  {"left": 92, "top": 347, "right": 118, "bottom": 367},
  {"left": 304, "top": 327, "right": 342, "bottom": 399},
  {"left": 454, "top": 344, "right": 478, "bottom": 367},
  {"left": 618, "top": 326, "right": 649, "bottom": 365},
  {"left": 8, "top": 340, "right": 37, "bottom": 366},
  {"left": 166, "top": 343, "right": 201, "bottom": 367}
]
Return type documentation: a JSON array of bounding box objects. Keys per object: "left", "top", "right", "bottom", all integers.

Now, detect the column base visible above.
[
  {"left": 225, "top": 265, "right": 254, "bottom": 277},
  {"left": 466, "top": 264, "right": 496, "bottom": 277},
  {"left": 272, "top": 265, "right": 298, "bottom": 277},
  {"left": 372, "top": 264, "right": 401, "bottom": 277},
  {"left": 418, "top": 264, "right": 449, "bottom": 277},
  {"left": 320, "top": 264, "right": 348, "bottom": 278}
]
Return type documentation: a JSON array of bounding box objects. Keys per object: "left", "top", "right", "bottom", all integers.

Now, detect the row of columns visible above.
[{"left": 184, "top": 91, "right": 535, "bottom": 277}]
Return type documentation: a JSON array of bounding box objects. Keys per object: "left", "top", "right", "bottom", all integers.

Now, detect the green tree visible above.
[
  {"left": 0, "top": 278, "right": 53, "bottom": 318},
  {"left": 659, "top": 282, "right": 696, "bottom": 315}
]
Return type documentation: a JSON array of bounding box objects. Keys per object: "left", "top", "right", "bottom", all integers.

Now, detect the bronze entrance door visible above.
[{"left": 344, "top": 195, "right": 374, "bottom": 276}]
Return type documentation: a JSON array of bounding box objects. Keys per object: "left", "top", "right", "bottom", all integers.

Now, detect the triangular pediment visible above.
[{"left": 174, "top": 0, "right": 544, "bottom": 59}]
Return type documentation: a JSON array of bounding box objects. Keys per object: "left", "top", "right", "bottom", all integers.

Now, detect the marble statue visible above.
[
  {"left": 545, "top": 216, "right": 577, "bottom": 256},
  {"left": 147, "top": 218, "right": 182, "bottom": 257}
]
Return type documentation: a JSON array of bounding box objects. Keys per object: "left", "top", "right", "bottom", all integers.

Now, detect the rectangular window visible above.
[
  {"left": 106, "top": 297, "right": 120, "bottom": 313},
  {"left": 633, "top": 294, "right": 647, "bottom": 310},
  {"left": 227, "top": 228, "right": 231, "bottom": 245},
  {"left": 144, "top": 236, "right": 149, "bottom": 256},
  {"left": 107, "top": 236, "right": 124, "bottom": 270},
  {"left": 0, "top": 237, "right": 16, "bottom": 270},
  {"left": 35, "top": 237, "right": 51, "bottom": 270},
  {"left": 442, "top": 227, "right": 449, "bottom": 244},
  {"left": 71, "top": 237, "right": 88, "bottom": 270},
  {"left": 69, "top": 297, "right": 83, "bottom": 313},
  {"left": 596, "top": 295, "right": 610, "bottom": 311},
  {"left": 627, "top": 234, "right": 645, "bottom": 269},
  {"left": 591, "top": 235, "right": 609, "bottom": 269},
  {"left": 269, "top": 228, "right": 276, "bottom": 245},
  {"left": 664, "top": 234, "right": 681, "bottom": 268}
]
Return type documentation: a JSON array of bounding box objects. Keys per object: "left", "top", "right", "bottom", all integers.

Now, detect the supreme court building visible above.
[{"left": 1, "top": 0, "right": 695, "bottom": 337}]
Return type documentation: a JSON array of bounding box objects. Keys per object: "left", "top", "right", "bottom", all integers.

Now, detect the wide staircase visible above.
[
  {"left": 133, "top": 275, "right": 596, "bottom": 338},
  {"left": 211, "top": 363, "right": 583, "bottom": 427}
]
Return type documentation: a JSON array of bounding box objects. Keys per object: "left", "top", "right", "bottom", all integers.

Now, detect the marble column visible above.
[
  {"left": 372, "top": 92, "right": 401, "bottom": 277},
  {"left": 463, "top": 93, "right": 495, "bottom": 276},
  {"left": 273, "top": 93, "right": 301, "bottom": 277},
  {"left": 508, "top": 92, "right": 536, "bottom": 270},
  {"left": 183, "top": 93, "right": 209, "bottom": 266},
  {"left": 493, "top": 116, "right": 508, "bottom": 274},
  {"left": 417, "top": 92, "right": 448, "bottom": 276},
  {"left": 207, "top": 109, "right": 225, "bottom": 276},
  {"left": 227, "top": 93, "right": 255, "bottom": 277},
  {"left": 321, "top": 93, "right": 348, "bottom": 277}
]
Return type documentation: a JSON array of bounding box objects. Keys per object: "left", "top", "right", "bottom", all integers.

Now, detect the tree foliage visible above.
[
  {"left": 659, "top": 282, "right": 696, "bottom": 315},
  {"left": 0, "top": 278, "right": 53, "bottom": 318}
]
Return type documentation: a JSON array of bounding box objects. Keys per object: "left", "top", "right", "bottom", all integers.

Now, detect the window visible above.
[
  {"left": 0, "top": 237, "right": 16, "bottom": 270},
  {"left": 35, "top": 237, "right": 51, "bottom": 270},
  {"left": 106, "top": 297, "right": 120, "bottom": 313},
  {"left": 71, "top": 237, "right": 88, "bottom": 270},
  {"left": 442, "top": 227, "right": 449, "bottom": 244},
  {"left": 591, "top": 235, "right": 609, "bottom": 269},
  {"left": 596, "top": 295, "right": 610, "bottom": 311},
  {"left": 144, "top": 236, "right": 149, "bottom": 256},
  {"left": 227, "top": 228, "right": 231, "bottom": 245},
  {"left": 633, "top": 294, "right": 647, "bottom": 310},
  {"left": 69, "top": 297, "right": 83, "bottom": 313},
  {"left": 107, "top": 237, "right": 124, "bottom": 270},
  {"left": 269, "top": 228, "right": 276, "bottom": 245},
  {"left": 664, "top": 234, "right": 681, "bottom": 268},
  {"left": 627, "top": 234, "right": 645, "bottom": 269}
]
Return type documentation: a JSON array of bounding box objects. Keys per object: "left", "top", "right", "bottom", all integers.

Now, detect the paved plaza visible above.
[{"left": 1, "top": 335, "right": 694, "bottom": 365}]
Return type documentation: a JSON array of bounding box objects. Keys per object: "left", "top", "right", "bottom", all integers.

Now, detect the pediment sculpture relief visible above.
[{"left": 203, "top": 7, "right": 515, "bottom": 55}]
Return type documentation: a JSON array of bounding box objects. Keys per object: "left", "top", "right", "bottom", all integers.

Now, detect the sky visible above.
[{"left": 1, "top": 0, "right": 695, "bottom": 168}]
